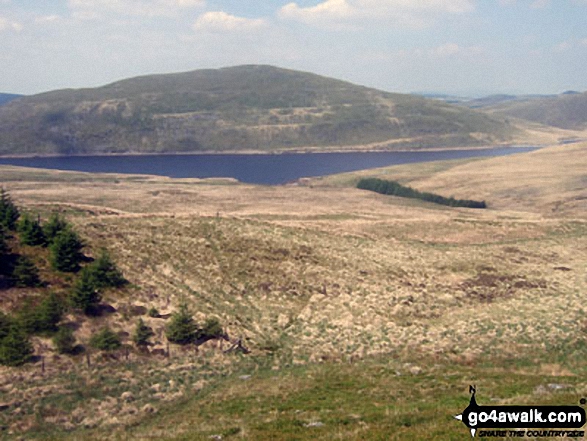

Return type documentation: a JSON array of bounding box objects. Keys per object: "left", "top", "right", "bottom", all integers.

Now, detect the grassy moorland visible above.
[{"left": 0, "top": 142, "right": 586, "bottom": 440}]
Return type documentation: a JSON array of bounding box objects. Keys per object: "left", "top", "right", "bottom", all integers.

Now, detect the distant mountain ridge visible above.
[
  {"left": 0, "top": 65, "right": 516, "bottom": 156},
  {"left": 481, "top": 91, "right": 587, "bottom": 130},
  {"left": 0, "top": 93, "right": 23, "bottom": 106}
]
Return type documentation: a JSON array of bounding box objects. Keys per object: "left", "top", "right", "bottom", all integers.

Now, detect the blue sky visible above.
[{"left": 1, "top": 0, "right": 586, "bottom": 96}]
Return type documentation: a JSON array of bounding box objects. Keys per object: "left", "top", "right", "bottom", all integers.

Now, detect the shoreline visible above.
[{"left": 0, "top": 143, "right": 543, "bottom": 159}]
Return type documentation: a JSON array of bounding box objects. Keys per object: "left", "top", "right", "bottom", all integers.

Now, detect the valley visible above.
[{"left": 0, "top": 142, "right": 586, "bottom": 439}]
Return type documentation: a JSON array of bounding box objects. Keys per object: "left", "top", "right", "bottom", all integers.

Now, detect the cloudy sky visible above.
[{"left": 1, "top": 0, "right": 586, "bottom": 96}]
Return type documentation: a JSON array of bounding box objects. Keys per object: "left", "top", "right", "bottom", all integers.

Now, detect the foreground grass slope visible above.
[
  {"left": 0, "top": 143, "right": 586, "bottom": 439},
  {"left": 0, "top": 65, "right": 516, "bottom": 156}
]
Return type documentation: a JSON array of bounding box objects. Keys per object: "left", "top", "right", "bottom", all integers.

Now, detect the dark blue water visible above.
[{"left": 0, "top": 147, "right": 538, "bottom": 185}]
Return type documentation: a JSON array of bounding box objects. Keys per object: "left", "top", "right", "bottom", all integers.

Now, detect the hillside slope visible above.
[
  {"left": 0, "top": 93, "right": 22, "bottom": 106},
  {"left": 485, "top": 91, "right": 587, "bottom": 130},
  {"left": 1, "top": 144, "right": 587, "bottom": 438},
  {"left": 0, "top": 65, "right": 516, "bottom": 156}
]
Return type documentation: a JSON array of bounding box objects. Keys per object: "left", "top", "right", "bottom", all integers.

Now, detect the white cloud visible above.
[
  {"left": 581, "top": 38, "right": 587, "bottom": 47},
  {"left": 193, "top": 11, "right": 266, "bottom": 33},
  {"left": 498, "top": 0, "right": 516, "bottom": 6},
  {"left": 68, "top": 0, "right": 205, "bottom": 19},
  {"left": 554, "top": 40, "right": 571, "bottom": 52},
  {"left": 430, "top": 43, "right": 484, "bottom": 58},
  {"left": 0, "top": 16, "right": 22, "bottom": 32},
  {"left": 34, "top": 15, "right": 62, "bottom": 24},
  {"left": 433, "top": 43, "right": 461, "bottom": 57},
  {"left": 279, "top": 0, "right": 474, "bottom": 29}
]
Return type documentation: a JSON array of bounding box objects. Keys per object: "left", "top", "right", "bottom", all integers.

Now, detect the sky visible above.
[{"left": 1, "top": 0, "right": 586, "bottom": 96}]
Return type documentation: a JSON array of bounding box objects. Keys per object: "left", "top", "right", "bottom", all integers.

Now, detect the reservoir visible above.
[{"left": 0, "top": 147, "right": 537, "bottom": 185}]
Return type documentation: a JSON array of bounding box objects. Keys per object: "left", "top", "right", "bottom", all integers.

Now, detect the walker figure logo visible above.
[{"left": 454, "top": 386, "right": 586, "bottom": 438}]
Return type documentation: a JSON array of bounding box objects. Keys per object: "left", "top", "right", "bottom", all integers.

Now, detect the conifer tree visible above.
[
  {"left": 202, "top": 317, "right": 224, "bottom": 338},
  {"left": 70, "top": 269, "right": 101, "bottom": 315},
  {"left": 53, "top": 326, "right": 76, "bottom": 354},
  {"left": 0, "top": 227, "right": 7, "bottom": 257},
  {"left": 133, "top": 318, "right": 154, "bottom": 346},
  {"left": 166, "top": 303, "right": 198, "bottom": 345},
  {"left": 50, "top": 229, "right": 84, "bottom": 272},
  {"left": 0, "top": 188, "right": 19, "bottom": 231},
  {"left": 90, "top": 327, "right": 121, "bottom": 351},
  {"left": 12, "top": 255, "right": 41, "bottom": 287},
  {"left": 0, "top": 311, "right": 12, "bottom": 341},
  {"left": 43, "top": 212, "right": 69, "bottom": 244},
  {"left": 86, "top": 250, "right": 126, "bottom": 289},
  {"left": 18, "top": 213, "right": 46, "bottom": 246},
  {"left": 0, "top": 228, "right": 8, "bottom": 275},
  {"left": 0, "top": 323, "right": 33, "bottom": 366},
  {"left": 35, "top": 293, "right": 63, "bottom": 333}
]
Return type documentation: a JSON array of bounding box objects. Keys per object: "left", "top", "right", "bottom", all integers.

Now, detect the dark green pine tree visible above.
[
  {"left": 0, "top": 323, "right": 34, "bottom": 366},
  {"left": 0, "top": 227, "right": 9, "bottom": 275},
  {"left": 12, "top": 255, "right": 42, "bottom": 287},
  {"left": 86, "top": 250, "right": 126, "bottom": 289},
  {"left": 0, "top": 227, "right": 8, "bottom": 257},
  {"left": 0, "top": 188, "right": 20, "bottom": 231},
  {"left": 50, "top": 229, "right": 84, "bottom": 272},
  {"left": 0, "top": 312, "right": 13, "bottom": 341},
  {"left": 70, "top": 269, "right": 101, "bottom": 315},
  {"left": 166, "top": 303, "right": 198, "bottom": 345},
  {"left": 43, "top": 212, "right": 69, "bottom": 245},
  {"left": 133, "top": 318, "right": 154, "bottom": 346},
  {"left": 17, "top": 213, "right": 46, "bottom": 246},
  {"left": 90, "top": 327, "right": 121, "bottom": 351},
  {"left": 53, "top": 326, "right": 76, "bottom": 354},
  {"left": 201, "top": 317, "right": 224, "bottom": 338},
  {"left": 35, "top": 293, "right": 63, "bottom": 333}
]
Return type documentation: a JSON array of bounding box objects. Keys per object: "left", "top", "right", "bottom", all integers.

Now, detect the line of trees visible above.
[{"left": 356, "top": 178, "right": 487, "bottom": 209}]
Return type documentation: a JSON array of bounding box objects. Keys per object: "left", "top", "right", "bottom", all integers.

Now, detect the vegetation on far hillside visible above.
[
  {"left": 485, "top": 91, "right": 587, "bottom": 130},
  {"left": 357, "top": 177, "right": 487, "bottom": 208},
  {"left": 0, "top": 65, "right": 516, "bottom": 155}
]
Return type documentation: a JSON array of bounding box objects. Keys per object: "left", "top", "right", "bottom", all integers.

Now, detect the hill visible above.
[
  {"left": 0, "top": 93, "right": 22, "bottom": 106},
  {"left": 483, "top": 91, "right": 587, "bottom": 130},
  {"left": 0, "top": 65, "right": 516, "bottom": 156}
]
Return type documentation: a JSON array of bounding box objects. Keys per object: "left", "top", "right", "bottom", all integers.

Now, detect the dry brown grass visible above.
[{"left": 0, "top": 143, "right": 586, "bottom": 438}]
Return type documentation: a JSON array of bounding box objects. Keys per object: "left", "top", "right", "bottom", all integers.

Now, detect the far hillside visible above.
[
  {"left": 0, "top": 65, "right": 516, "bottom": 156},
  {"left": 0, "top": 93, "right": 22, "bottom": 106},
  {"left": 484, "top": 91, "right": 587, "bottom": 130}
]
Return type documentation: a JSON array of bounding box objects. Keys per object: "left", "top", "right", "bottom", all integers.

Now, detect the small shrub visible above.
[
  {"left": 0, "top": 311, "right": 13, "bottom": 340},
  {"left": 133, "top": 318, "right": 154, "bottom": 346},
  {"left": 85, "top": 250, "right": 126, "bottom": 289},
  {"left": 70, "top": 269, "right": 101, "bottom": 315},
  {"left": 17, "top": 294, "right": 63, "bottom": 335},
  {"left": 0, "top": 188, "right": 20, "bottom": 231},
  {"left": 18, "top": 214, "right": 46, "bottom": 246},
  {"left": 0, "top": 324, "right": 33, "bottom": 366},
  {"left": 53, "top": 326, "right": 76, "bottom": 354},
  {"left": 90, "top": 327, "right": 121, "bottom": 351},
  {"left": 50, "top": 229, "right": 84, "bottom": 272},
  {"left": 201, "top": 317, "right": 224, "bottom": 338},
  {"left": 147, "top": 307, "right": 160, "bottom": 318},
  {"left": 43, "top": 212, "right": 69, "bottom": 244},
  {"left": 35, "top": 293, "right": 64, "bottom": 333},
  {"left": 12, "top": 255, "right": 41, "bottom": 287},
  {"left": 166, "top": 303, "right": 198, "bottom": 345}
]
